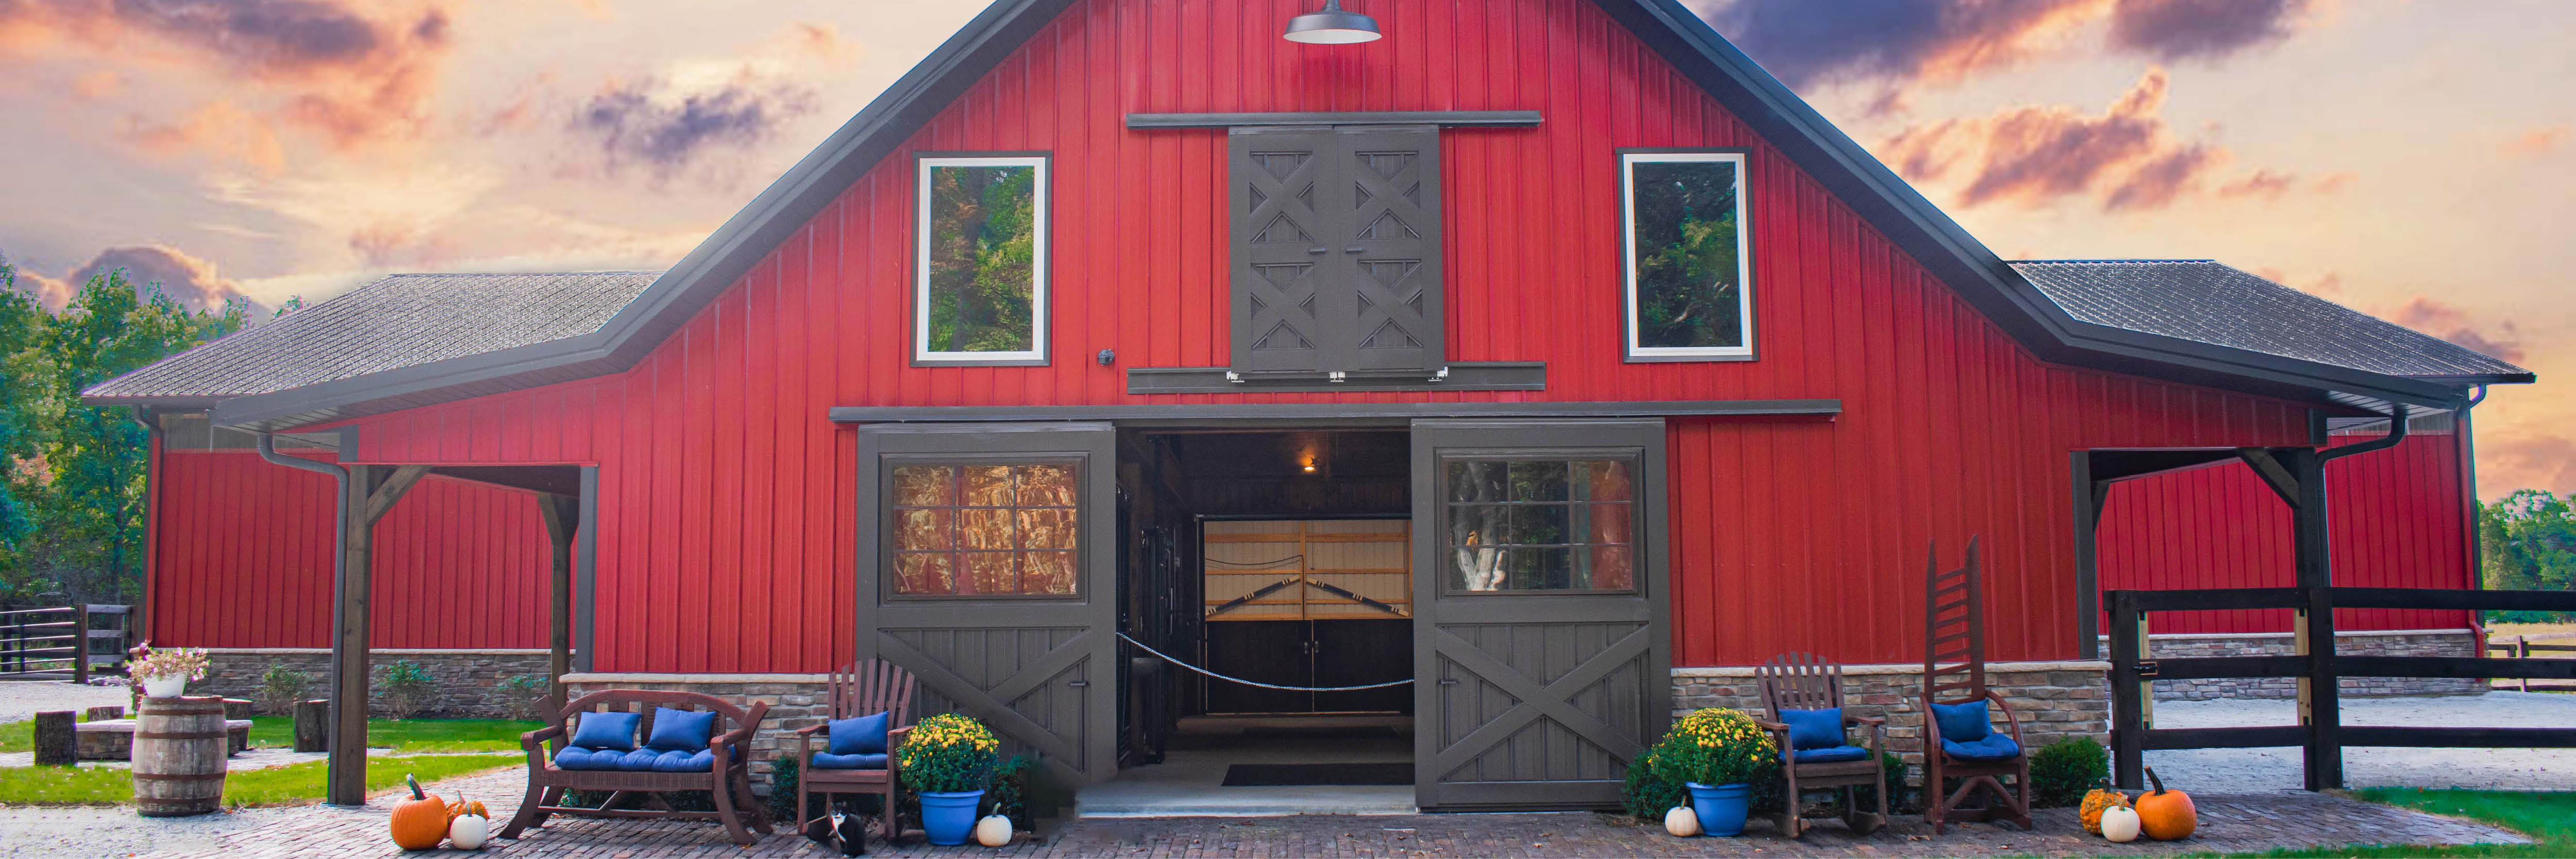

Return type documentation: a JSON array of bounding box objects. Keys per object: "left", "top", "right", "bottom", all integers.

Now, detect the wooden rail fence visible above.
[
  {"left": 0, "top": 604, "right": 133, "bottom": 682},
  {"left": 2494, "top": 633, "right": 2576, "bottom": 693},
  {"left": 2107, "top": 586, "right": 2576, "bottom": 791}
]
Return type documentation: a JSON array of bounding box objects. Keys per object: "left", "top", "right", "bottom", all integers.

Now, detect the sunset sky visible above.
[{"left": 0, "top": 1, "right": 2566, "bottom": 496}]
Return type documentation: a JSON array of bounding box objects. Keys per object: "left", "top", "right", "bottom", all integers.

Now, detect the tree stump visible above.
[
  {"left": 84, "top": 705, "right": 126, "bottom": 722},
  {"left": 292, "top": 699, "right": 329, "bottom": 752},
  {"left": 221, "top": 698, "right": 251, "bottom": 721},
  {"left": 32, "top": 711, "right": 75, "bottom": 766}
]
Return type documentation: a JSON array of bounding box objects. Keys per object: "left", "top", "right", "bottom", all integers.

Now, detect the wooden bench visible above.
[
  {"left": 75, "top": 719, "right": 250, "bottom": 760},
  {"left": 500, "top": 689, "right": 773, "bottom": 846}
]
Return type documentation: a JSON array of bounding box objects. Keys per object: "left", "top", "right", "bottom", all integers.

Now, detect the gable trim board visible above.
[{"left": 95, "top": 0, "right": 2514, "bottom": 430}]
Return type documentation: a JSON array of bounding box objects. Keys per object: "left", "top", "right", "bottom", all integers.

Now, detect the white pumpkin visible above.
[
  {"left": 974, "top": 814, "right": 1014, "bottom": 847},
  {"left": 448, "top": 813, "right": 490, "bottom": 850},
  {"left": 2099, "top": 805, "right": 2142, "bottom": 843},
  {"left": 1664, "top": 805, "right": 1701, "bottom": 837}
]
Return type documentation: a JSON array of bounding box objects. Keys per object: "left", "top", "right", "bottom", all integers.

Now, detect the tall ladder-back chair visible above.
[
  {"left": 1753, "top": 653, "right": 1888, "bottom": 837},
  {"left": 1920, "top": 537, "right": 2032, "bottom": 833},
  {"left": 797, "top": 659, "right": 918, "bottom": 844}
]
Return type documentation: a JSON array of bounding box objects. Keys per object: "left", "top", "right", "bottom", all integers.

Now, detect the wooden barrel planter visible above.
[{"left": 132, "top": 696, "right": 228, "bottom": 817}]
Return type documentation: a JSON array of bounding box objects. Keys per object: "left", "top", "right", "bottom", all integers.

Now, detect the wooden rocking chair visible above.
[
  {"left": 1753, "top": 653, "right": 1888, "bottom": 838},
  {"left": 796, "top": 659, "right": 918, "bottom": 845},
  {"left": 1920, "top": 537, "right": 2032, "bottom": 834}
]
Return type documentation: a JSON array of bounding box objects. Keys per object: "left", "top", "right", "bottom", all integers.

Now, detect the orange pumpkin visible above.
[
  {"left": 390, "top": 774, "right": 451, "bottom": 850},
  {"left": 2136, "top": 767, "right": 2197, "bottom": 841},
  {"left": 447, "top": 792, "right": 489, "bottom": 822},
  {"left": 2079, "top": 778, "right": 2131, "bottom": 835}
]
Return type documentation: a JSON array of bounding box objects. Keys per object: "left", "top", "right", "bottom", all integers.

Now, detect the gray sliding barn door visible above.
[
  {"left": 1228, "top": 125, "right": 1444, "bottom": 375},
  {"left": 856, "top": 422, "right": 1118, "bottom": 788},
  {"left": 1410, "top": 419, "right": 1671, "bottom": 811}
]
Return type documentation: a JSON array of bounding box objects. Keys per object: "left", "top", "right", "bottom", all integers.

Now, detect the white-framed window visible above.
[
  {"left": 1619, "top": 150, "right": 1754, "bottom": 361},
  {"left": 914, "top": 154, "right": 1049, "bottom": 365}
]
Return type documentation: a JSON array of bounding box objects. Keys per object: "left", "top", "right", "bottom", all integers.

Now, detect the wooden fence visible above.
[
  {"left": 2493, "top": 632, "right": 2576, "bottom": 693},
  {"left": 2107, "top": 586, "right": 2576, "bottom": 791},
  {"left": 0, "top": 604, "right": 133, "bottom": 682}
]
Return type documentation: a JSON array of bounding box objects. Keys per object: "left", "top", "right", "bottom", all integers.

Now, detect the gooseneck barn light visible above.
[{"left": 1283, "top": 0, "right": 1381, "bottom": 44}]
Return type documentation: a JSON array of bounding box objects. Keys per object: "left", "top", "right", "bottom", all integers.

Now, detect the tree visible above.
[
  {"left": 2476, "top": 489, "right": 2576, "bottom": 623},
  {"left": 0, "top": 263, "right": 47, "bottom": 595},
  {"left": 16, "top": 270, "right": 247, "bottom": 604}
]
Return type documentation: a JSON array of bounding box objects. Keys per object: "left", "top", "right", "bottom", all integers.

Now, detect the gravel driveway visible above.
[
  {"left": 0, "top": 681, "right": 133, "bottom": 723},
  {"left": 2146, "top": 691, "right": 2576, "bottom": 791}
]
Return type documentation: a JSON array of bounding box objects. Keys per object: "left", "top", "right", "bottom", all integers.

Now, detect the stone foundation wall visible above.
[
  {"left": 563, "top": 673, "right": 831, "bottom": 795},
  {"left": 1672, "top": 660, "right": 2110, "bottom": 769},
  {"left": 2098, "top": 630, "right": 2485, "bottom": 700},
  {"left": 199, "top": 648, "right": 556, "bottom": 718}
]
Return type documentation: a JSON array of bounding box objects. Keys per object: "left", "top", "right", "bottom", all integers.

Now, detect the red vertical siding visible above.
[
  {"left": 2095, "top": 430, "right": 2476, "bottom": 635},
  {"left": 147, "top": 450, "right": 555, "bottom": 649},
  {"left": 277, "top": 0, "right": 2344, "bottom": 670}
]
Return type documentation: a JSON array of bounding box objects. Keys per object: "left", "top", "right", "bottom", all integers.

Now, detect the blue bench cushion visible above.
[
  {"left": 1929, "top": 699, "right": 1993, "bottom": 744},
  {"left": 646, "top": 707, "right": 717, "bottom": 752},
  {"left": 828, "top": 711, "right": 892, "bottom": 756},
  {"left": 1942, "top": 733, "right": 2022, "bottom": 761},
  {"left": 552, "top": 746, "right": 623, "bottom": 770},
  {"left": 1791, "top": 744, "right": 1872, "bottom": 764},
  {"left": 570, "top": 711, "right": 640, "bottom": 751},
  {"left": 1777, "top": 708, "right": 1843, "bottom": 750},
  {"left": 810, "top": 752, "right": 890, "bottom": 770}
]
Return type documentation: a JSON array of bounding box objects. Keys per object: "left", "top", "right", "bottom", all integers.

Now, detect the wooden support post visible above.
[
  {"left": 2284, "top": 446, "right": 2342, "bottom": 791},
  {"left": 2518, "top": 637, "right": 2530, "bottom": 693},
  {"left": 537, "top": 493, "right": 578, "bottom": 718},
  {"left": 32, "top": 711, "right": 75, "bottom": 766},
  {"left": 71, "top": 605, "right": 89, "bottom": 685},
  {"left": 2108, "top": 591, "right": 2145, "bottom": 790},
  {"left": 326, "top": 463, "right": 431, "bottom": 806}
]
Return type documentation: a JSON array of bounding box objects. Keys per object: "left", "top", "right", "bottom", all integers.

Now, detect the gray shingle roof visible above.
[
  {"left": 84, "top": 272, "right": 660, "bottom": 401},
  {"left": 2009, "top": 260, "right": 2532, "bottom": 382}
]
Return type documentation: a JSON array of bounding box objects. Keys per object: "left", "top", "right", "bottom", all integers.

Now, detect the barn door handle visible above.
[
  {"left": 1343, "top": 246, "right": 1365, "bottom": 254},
  {"left": 1066, "top": 680, "right": 1089, "bottom": 688},
  {"left": 1437, "top": 678, "right": 1459, "bottom": 685},
  {"left": 1307, "top": 246, "right": 1328, "bottom": 254}
]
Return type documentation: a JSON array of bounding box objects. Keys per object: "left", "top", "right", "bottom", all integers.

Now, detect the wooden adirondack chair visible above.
[
  {"left": 1753, "top": 653, "right": 1888, "bottom": 838},
  {"left": 1920, "top": 537, "right": 2032, "bottom": 834},
  {"left": 797, "top": 659, "right": 918, "bottom": 845}
]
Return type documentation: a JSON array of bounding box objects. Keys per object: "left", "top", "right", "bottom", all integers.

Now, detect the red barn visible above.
[{"left": 90, "top": 0, "right": 2530, "bottom": 812}]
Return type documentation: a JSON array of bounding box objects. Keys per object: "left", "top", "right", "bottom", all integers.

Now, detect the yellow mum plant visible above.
[
  {"left": 894, "top": 713, "right": 1001, "bottom": 794},
  {"left": 1647, "top": 708, "right": 1779, "bottom": 787}
]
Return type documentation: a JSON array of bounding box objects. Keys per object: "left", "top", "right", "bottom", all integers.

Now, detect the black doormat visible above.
[{"left": 1221, "top": 763, "right": 1412, "bottom": 787}]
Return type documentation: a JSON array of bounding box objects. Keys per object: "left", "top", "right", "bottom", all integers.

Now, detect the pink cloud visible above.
[
  {"left": 1875, "top": 68, "right": 2242, "bottom": 211},
  {"left": 2389, "top": 297, "right": 2526, "bottom": 364},
  {"left": 2482, "top": 435, "right": 2576, "bottom": 497},
  {"left": 2107, "top": 0, "right": 2313, "bottom": 62},
  {"left": 2503, "top": 125, "right": 2568, "bottom": 158}
]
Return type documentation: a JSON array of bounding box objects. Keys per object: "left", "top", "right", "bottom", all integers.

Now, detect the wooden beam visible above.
[
  {"left": 2235, "top": 448, "right": 2302, "bottom": 507},
  {"left": 362, "top": 464, "right": 432, "bottom": 525},
  {"left": 2283, "top": 446, "right": 2342, "bottom": 791},
  {"left": 537, "top": 493, "right": 579, "bottom": 717},
  {"left": 327, "top": 465, "right": 379, "bottom": 806},
  {"left": 2071, "top": 453, "right": 2102, "bottom": 660}
]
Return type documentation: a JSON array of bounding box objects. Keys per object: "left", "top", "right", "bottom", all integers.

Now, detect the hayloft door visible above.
[
  {"left": 856, "top": 422, "right": 1118, "bottom": 787},
  {"left": 1229, "top": 125, "right": 1444, "bottom": 376},
  {"left": 1410, "top": 419, "right": 1671, "bottom": 810}
]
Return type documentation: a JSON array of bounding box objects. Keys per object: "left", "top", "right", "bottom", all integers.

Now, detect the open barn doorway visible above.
[{"left": 1091, "top": 428, "right": 1416, "bottom": 815}]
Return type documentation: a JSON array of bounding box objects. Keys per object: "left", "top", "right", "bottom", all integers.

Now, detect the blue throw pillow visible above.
[
  {"left": 828, "top": 711, "right": 892, "bottom": 756},
  {"left": 811, "top": 752, "right": 890, "bottom": 770},
  {"left": 570, "top": 711, "right": 640, "bottom": 751},
  {"left": 1942, "top": 733, "right": 2022, "bottom": 761},
  {"left": 1778, "top": 708, "right": 1844, "bottom": 751},
  {"left": 1792, "top": 744, "right": 1872, "bottom": 764},
  {"left": 646, "top": 708, "right": 716, "bottom": 752},
  {"left": 1929, "top": 699, "right": 1993, "bottom": 744}
]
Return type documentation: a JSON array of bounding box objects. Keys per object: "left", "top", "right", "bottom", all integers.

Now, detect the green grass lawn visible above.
[
  {"left": 243, "top": 717, "right": 541, "bottom": 753},
  {"left": 2243, "top": 789, "right": 2576, "bottom": 858},
  {"left": 0, "top": 753, "right": 518, "bottom": 806}
]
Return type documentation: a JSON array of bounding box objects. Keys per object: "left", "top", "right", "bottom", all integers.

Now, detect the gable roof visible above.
[
  {"left": 2012, "top": 260, "right": 2530, "bottom": 383},
  {"left": 84, "top": 272, "right": 659, "bottom": 408},
  {"left": 93, "top": 0, "right": 2518, "bottom": 430}
]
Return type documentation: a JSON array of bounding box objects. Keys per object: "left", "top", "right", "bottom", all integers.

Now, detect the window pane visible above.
[
  {"left": 924, "top": 163, "right": 1037, "bottom": 353},
  {"left": 1018, "top": 508, "right": 1076, "bottom": 549},
  {"left": 894, "top": 508, "right": 952, "bottom": 551},
  {"left": 1505, "top": 547, "right": 1572, "bottom": 591},
  {"left": 1575, "top": 460, "right": 1632, "bottom": 501},
  {"left": 1629, "top": 159, "right": 1744, "bottom": 349},
  {"left": 1022, "top": 551, "right": 1077, "bottom": 595},
  {"left": 1447, "top": 460, "right": 1505, "bottom": 502},
  {"left": 892, "top": 465, "right": 954, "bottom": 506},
  {"left": 962, "top": 466, "right": 1015, "bottom": 507},
  {"left": 1586, "top": 502, "right": 1633, "bottom": 546},
  {"left": 1586, "top": 546, "right": 1635, "bottom": 591},
  {"left": 1015, "top": 464, "right": 1077, "bottom": 507},
  {"left": 1444, "top": 455, "right": 1640, "bottom": 593},
  {"left": 961, "top": 508, "right": 1015, "bottom": 550},
  {"left": 1506, "top": 460, "right": 1568, "bottom": 501},
  {"left": 1504, "top": 504, "right": 1568, "bottom": 546},
  {"left": 964, "top": 552, "right": 1017, "bottom": 595},
  {"left": 894, "top": 552, "right": 955, "bottom": 596}
]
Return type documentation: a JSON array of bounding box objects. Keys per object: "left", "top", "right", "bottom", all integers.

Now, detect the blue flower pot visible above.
[
  {"left": 1685, "top": 782, "right": 1752, "bottom": 836},
  {"left": 918, "top": 789, "right": 985, "bottom": 846}
]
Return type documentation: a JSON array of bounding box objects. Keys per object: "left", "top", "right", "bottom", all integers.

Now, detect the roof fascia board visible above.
[
  {"left": 209, "top": 331, "right": 620, "bottom": 430},
  {"left": 1127, "top": 111, "right": 1543, "bottom": 128},
  {"left": 829, "top": 399, "right": 1842, "bottom": 424}
]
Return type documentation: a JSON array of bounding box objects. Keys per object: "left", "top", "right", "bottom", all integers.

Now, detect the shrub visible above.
[
  {"left": 1647, "top": 708, "right": 1779, "bottom": 788},
  {"left": 2029, "top": 736, "right": 2109, "bottom": 807},
  {"left": 494, "top": 674, "right": 551, "bottom": 720},
  {"left": 1621, "top": 748, "right": 1690, "bottom": 821},
  {"left": 984, "top": 754, "right": 1036, "bottom": 829},
  {"left": 253, "top": 665, "right": 313, "bottom": 716},
  {"left": 893, "top": 713, "right": 999, "bottom": 794},
  {"left": 372, "top": 660, "right": 436, "bottom": 720}
]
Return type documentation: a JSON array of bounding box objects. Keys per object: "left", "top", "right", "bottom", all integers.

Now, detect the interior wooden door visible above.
[
  {"left": 1410, "top": 419, "right": 1671, "bottom": 811},
  {"left": 856, "top": 422, "right": 1118, "bottom": 787}
]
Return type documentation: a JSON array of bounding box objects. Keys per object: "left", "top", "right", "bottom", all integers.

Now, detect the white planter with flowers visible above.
[{"left": 127, "top": 643, "right": 211, "bottom": 700}]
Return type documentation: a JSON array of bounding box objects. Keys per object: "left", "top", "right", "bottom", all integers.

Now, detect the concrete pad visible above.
[{"left": 1077, "top": 729, "right": 1417, "bottom": 817}]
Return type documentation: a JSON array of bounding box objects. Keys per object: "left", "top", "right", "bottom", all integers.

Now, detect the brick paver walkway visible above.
[{"left": 132, "top": 766, "right": 2527, "bottom": 858}]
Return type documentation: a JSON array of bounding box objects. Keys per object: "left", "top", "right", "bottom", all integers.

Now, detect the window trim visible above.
[
  {"left": 1434, "top": 449, "right": 1646, "bottom": 597},
  {"left": 878, "top": 452, "right": 1087, "bottom": 602},
  {"left": 913, "top": 153, "right": 1051, "bottom": 366},
  {"left": 1618, "top": 148, "right": 1756, "bottom": 363}
]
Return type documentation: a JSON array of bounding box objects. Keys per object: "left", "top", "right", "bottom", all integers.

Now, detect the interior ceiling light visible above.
[{"left": 1283, "top": 0, "right": 1381, "bottom": 44}]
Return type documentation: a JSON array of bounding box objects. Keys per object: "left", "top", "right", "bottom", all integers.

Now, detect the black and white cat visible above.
[{"left": 803, "top": 809, "right": 868, "bottom": 856}]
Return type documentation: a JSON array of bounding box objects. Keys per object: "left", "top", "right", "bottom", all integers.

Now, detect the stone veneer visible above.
[
  {"left": 199, "top": 648, "right": 555, "bottom": 718},
  {"left": 2097, "top": 630, "right": 2485, "bottom": 700},
  {"left": 562, "top": 673, "right": 831, "bottom": 795},
  {"left": 1672, "top": 661, "right": 2110, "bottom": 770}
]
